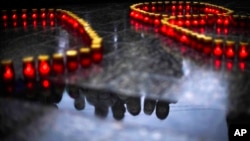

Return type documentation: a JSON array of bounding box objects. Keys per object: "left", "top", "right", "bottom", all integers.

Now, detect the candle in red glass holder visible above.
[
  {"left": 143, "top": 12, "right": 150, "bottom": 24},
  {"left": 40, "top": 8, "right": 46, "bottom": 19},
  {"left": 184, "top": 15, "right": 191, "bottom": 27},
  {"left": 12, "top": 10, "right": 17, "bottom": 20},
  {"left": 91, "top": 38, "right": 103, "bottom": 63},
  {"left": 130, "top": 10, "right": 135, "bottom": 18},
  {"left": 143, "top": 2, "right": 149, "bottom": 11},
  {"left": 48, "top": 9, "right": 55, "bottom": 20},
  {"left": 176, "top": 15, "right": 183, "bottom": 26},
  {"left": 157, "top": 2, "right": 163, "bottom": 12},
  {"left": 206, "top": 14, "right": 215, "bottom": 26},
  {"left": 202, "top": 36, "right": 213, "bottom": 55},
  {"left": 223, "top": 15, "right": 230, "bottom": 27},
  {"left": 1, "top": 60, "right": 15, "bottom": 82},
  {"left": 154, "top": 14, "right": 161, "bottom": 26},
  {"left": 199, "top": 14, "right": 206, "bottom": 27},
  {"left": 171, "top": 1, "right": 177, "bottom": 12},
  {"left": 66, "top": 50, "right": 79, "bottom": 72},
  {"left": 79, "top": 47, "right": 92, "bottom": 68},
  {"left": 2, "top": 10, "right": 8, "bottom": 21},
  {"left": 213, "top": 39, "right": 223, "bottom": 58},
  {"left": 21, "top": 9, "right": 27, "bottom": 20},
  {"left": 52, "top": 53, "right": 64, "bottom": 75},
  {"left": 192, "top": 2, "right": 199, "bottom": 14},
  {"left": 225, "top": 40, "right": 235, "bottom": 59},
  {"left": 151, "top": 2, "right": 157, "bottom": 12},
  {"left": 216, "top": 14, "right": 224, "bottom": 27},
  {"left": 239, "top": 15, "right": 247, "bottom": 28},
  {"left": 32, "top": 9, "right": 38, "bottom": 20},
  {"left": 192, "top": 15, "right": 199, "bottom": 27},
  {"left": 22, "top": 57, "right": 36, "bottom": 80},
  {"left": 195, "top": 34, "right": 205, "bottom": 51},
  {"left": 38, "top": 55, "right": 51, "bottom": 78},
  {"left": 185, "top": 1, "right": 191, "bottom": 15},
  {"left": 239, "top": 42, "right": 249, "bottom": 60}
]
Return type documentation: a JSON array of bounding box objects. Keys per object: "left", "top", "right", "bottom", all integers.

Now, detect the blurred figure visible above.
[
  {"left": 126, "top": 96, "right": 141, "bottom": 116},
  {"left": 86, "top": 89, "right": 115, "bottom": 118},
  {"left": 156, "top": 100, "right": 169, "bottom": 120},
  {"left": 111, "top": 98, "right": 126, "bottom": 120},
  {"left": 143, "top": 97, "right": 156, "bottom": 115},
  {"left": 74, "top": 88, "right": 86, "bottom": 111}
]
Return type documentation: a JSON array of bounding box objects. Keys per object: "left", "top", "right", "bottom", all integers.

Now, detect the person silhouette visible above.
[{"left": 155, "top": 100, "right": 170, "bottom": 120}]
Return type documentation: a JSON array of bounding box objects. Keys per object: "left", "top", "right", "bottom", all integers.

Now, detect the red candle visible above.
[
  {"left": 12, "top": 10, "right": 17, "bottom": 20},
  {"left": 239, "top": 42, "right": 249, "bottom": 60},
  {"left": 48, "top": 9, "right": 55, "bottom": 20},
  {"left": 213, "top": 39, "right": 224, "bottom": 58},
  {"left": 202, "top": 36, "right": 213, "bottom": 55},
  {"left": 225, "top": 40, "right": 235, "bottom": 59},
  {"left": 32, "top": 9, "right": 38, "bottom": 20},
  {"left": 66, "top": 50, "right": 79, "bottom": 72},
  {"left": 38, "top": 55, "right": 51, "bottom": 78},
  {"left": 22, "top": 57, "right": 36, "bottom": 80},
  {"left": 79, "top": 47, "right": 92, "bottom": 68},
  {"left": 21, "top": 9, "right": 27, "bottom": 20},
  {"left": 52, "top": 53, "right": 65, "bottom": 75},
  {"left": 2, "top": 10, "right": 8, "bottom": 21},
  {"left": 40, "top": 8, "right": 46, "bottom": 19},
  {"left": 1, "top": 60, "right": 15, "bottom": 82}
]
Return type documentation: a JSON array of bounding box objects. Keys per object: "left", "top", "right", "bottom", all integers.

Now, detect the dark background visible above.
[{"left": 1, "top": 0, "right": 250, "bottom": 12}]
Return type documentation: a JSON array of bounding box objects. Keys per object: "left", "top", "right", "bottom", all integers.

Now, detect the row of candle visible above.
[
  {"left": 130, "top": 19, "right": 247, "bottom": 72},
  {"left": 131, "top": 1, "right": 233, "bottom": 15},
  {"left": 129, "top": 1, "right": 250, "bottom": 60},
  {"left": 0, "top": 8, "right": 103, "bottom": 83}
]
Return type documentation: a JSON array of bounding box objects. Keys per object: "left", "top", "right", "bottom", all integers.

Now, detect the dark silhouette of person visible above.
[
  {"left": 126, "top": 96, "right": 141, "bottom": 116},
  {"left": 143, "top": 97, "right": 156, "bottom": 115},
  {"left": 111, "top": 98, "right": 126, "bottom": 120},
  {"left": 74, "top": 88, "right": 86, "bottom": 111},
  {"left": 85, "top": 89, "right": 115, "bottom": 118},
  {"left": 156, "top": 100, "right": 170, "bottom": 120}
]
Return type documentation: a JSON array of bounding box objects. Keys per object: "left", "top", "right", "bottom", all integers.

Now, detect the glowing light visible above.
[
  {"left": 41, "top": 12, "right": 46, "bottom": 19},
  {"left": 49, "top": 13, "right": 55, "bottom": 19},
  {"left": 66, "top": 50, "right": 78, "bottom": 72},
  {"left": 239, "top": 42, "right": 249, "bottom": 60},
  {"left": 32, "top": 13, "right": 37, "bottom": 19},
  {"left": 12, "top": 14, "right": 17, "bottom": 20},
  {"left": 2, "top": 15, "right": 7, "bottom": 20},
  {"left": 226, "top": 61, "right": 233, "bottom": 71},
  {"left": 92, "top": 51, "right": 103, "bottom": 63},
  {"left": 23, "top": 63, "right": 35, "bottom": 79},
  {"left": 52, "top": 53, "right": 64, "bottom": 74},
  {"left": 39, "top": 61, "right": 50, "bottom": 77},
  {"left": 42, "top": 79, "right": 50, "bottom": 88},
  {"left": 239, "top": 61, "right": 246, "bottom": 71},
  {"left": 42, "top": 20, "right": 46, "bottom": 27},
  {"left": 1, "top": 60, "right": 15, "bottom": 82},
  {"left": 22, "top": 14, "right": 27, "bottom": 19},
  {"left": 23, "top": 57, "right": 36, "bottom": 80},
  {"left": 213, "top": 46, "right": 223, "bottom": 57}
]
